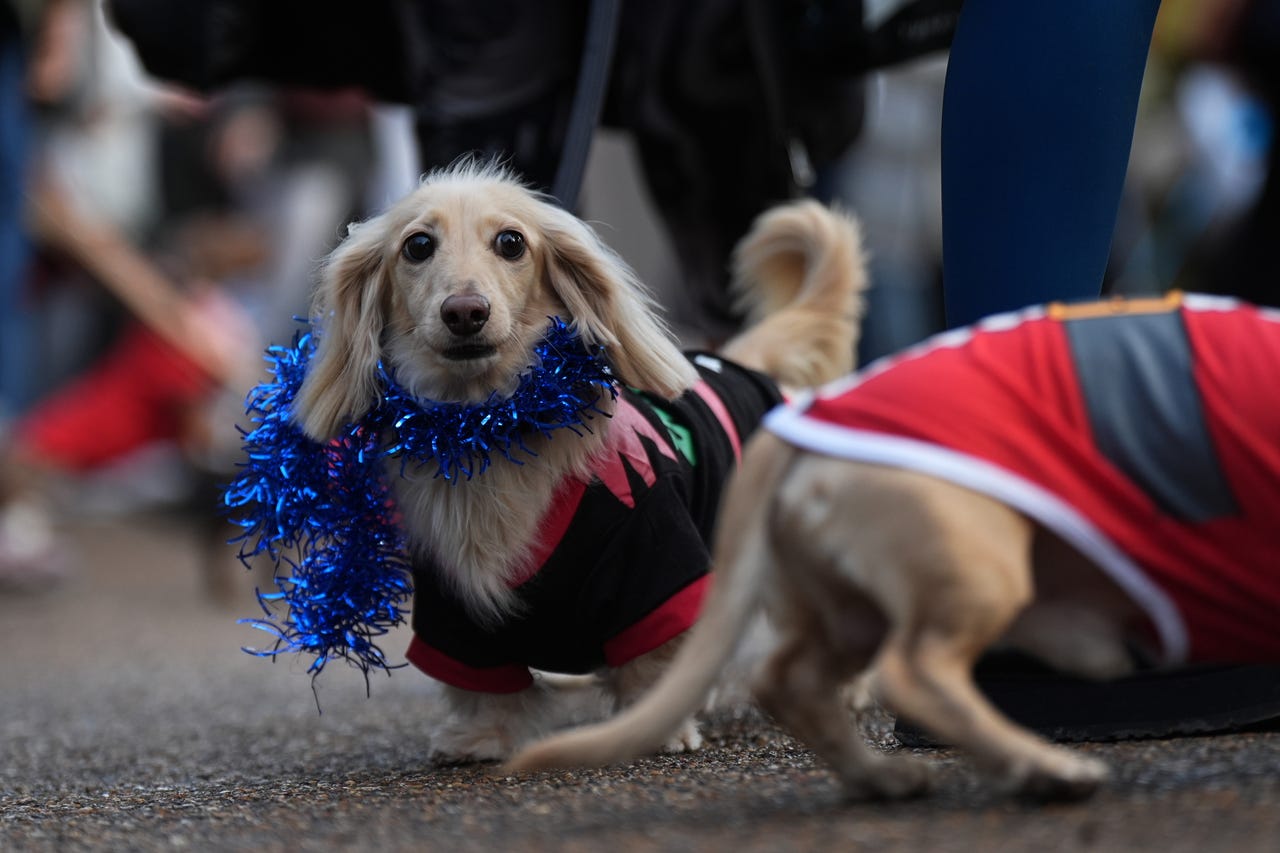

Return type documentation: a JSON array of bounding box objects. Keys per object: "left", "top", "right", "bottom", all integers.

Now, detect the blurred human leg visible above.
[
  {"left": 0, "top": 35, "right": 33, "bottom": 421},
  {"left": 941, "top": 0, "right": 1162, "bottom": 328}
]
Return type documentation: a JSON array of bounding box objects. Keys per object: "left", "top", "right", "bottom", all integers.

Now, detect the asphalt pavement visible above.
[{"left": 3, "top": 509, "right": 1279, "bottom": 852}]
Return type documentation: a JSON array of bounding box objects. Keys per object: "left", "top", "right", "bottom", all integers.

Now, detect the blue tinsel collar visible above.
[{"left": 223, "top": 317, "right": 617, "bottom": 678}]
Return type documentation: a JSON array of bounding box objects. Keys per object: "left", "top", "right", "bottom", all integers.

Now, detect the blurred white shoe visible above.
[{"left": 0, "top": 499, "right": 71, "bottom": 592}]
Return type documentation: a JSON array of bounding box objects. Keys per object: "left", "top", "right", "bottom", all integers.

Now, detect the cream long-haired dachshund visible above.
[
  {"left": 292, "top": 161, "right": 867, "bottom": 762},
  {"left": 507, "top": 293, "right": 1280, "bottom": 799}
]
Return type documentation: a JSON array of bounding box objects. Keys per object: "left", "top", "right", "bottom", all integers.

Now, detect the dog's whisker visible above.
[{"left": 380, "top": 326, "right": 424, "bottom": 349}]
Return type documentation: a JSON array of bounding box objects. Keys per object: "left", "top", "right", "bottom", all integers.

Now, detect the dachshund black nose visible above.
[{"left": 440, "top": 293, "right": 491, "bottom": 336}]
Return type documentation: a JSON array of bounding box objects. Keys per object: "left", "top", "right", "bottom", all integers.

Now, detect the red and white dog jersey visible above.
[{"left": 765, "top": 293, "right": 1280, "bottom": 664}]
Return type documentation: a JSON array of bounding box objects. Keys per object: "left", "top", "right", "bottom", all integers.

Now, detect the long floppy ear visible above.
[
  {"left": 539, "top": 207, "right": 697, "bottom": 399},
  {"left": 293, "top": 217, "right": 392, "bottom": 440}
]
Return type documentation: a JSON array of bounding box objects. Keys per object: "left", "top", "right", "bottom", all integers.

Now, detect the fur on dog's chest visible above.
[
  {"left": 768, "top": 294, "right": 1280, "bottom": 664},
  {"left": 406, "top": 355, "right": 783, "bottom": 692}
]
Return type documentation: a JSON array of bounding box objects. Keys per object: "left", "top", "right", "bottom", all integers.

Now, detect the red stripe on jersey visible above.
[
  {"left": 406, "top": 636, "right": 535, "bottom": 693},
  {"left": 603, "top": 573, "right": 710, "bottom": 667},
  {"left": 508, "top": 477, "right": 588, "bottom": 588}
]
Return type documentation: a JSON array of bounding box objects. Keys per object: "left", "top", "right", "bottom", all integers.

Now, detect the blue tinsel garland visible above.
[{"left": 223, "top": 317, "right": 616, "bottom": 677}]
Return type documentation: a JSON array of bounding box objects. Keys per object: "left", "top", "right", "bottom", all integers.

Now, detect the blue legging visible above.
[
  {"left": 0, "top": 36, "right": 32, "bottom": 418},
  {"left": 941, "top": 0, "right": 1163, "bottom": 328}
]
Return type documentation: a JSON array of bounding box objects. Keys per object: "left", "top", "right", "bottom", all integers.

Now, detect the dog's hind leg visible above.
[
  {"left": 873, "top": 629, "right": 1108, "bottom": 799},
  {"left": 755, "top": 622, "right": 934, "bottom": 800},
  {"left": 865, "top": 485, "right": 1109, "bottom": 799}
]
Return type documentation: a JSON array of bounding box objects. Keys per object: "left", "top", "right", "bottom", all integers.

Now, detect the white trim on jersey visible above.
[{"left": 762, "top": 408, "right": 1191, "bottom": 664}]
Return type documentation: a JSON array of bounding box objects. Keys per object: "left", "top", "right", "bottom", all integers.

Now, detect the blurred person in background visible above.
[
  {"left": 0, "top": 0, "right": 381, "bottom": 592},
  {"left": 0, "top": 0, "right": 255, "bottom": 589},
  {"left": 107, "top": 0, "right": 871, "bottom": 345}
]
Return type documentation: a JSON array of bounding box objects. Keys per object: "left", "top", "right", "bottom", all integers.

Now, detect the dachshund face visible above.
[
  {"left": 293, "top": 163, "right": 696, "bottom": 441},
  {"left": 378, "top": 178, "right": 568, "bottom": 403}
]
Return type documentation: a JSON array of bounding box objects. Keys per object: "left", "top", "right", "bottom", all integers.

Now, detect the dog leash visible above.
[{"left": 550, "top": 0, "right": 621, "bottom": 211}]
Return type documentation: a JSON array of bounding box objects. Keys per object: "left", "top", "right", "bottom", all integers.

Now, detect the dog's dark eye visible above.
[
  {"left": 402, "top": 232, "right": 435, "bottom": 262},
  {"left": 494, "top": 229, "right": 526, "bottom": 260}
]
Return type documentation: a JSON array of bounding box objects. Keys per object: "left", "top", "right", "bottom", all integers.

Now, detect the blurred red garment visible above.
[{"left": 13, "top": 323, "right": 213, "bottom": 471}]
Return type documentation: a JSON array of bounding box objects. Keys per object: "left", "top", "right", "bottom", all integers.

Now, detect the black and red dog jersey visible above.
[
  {"left": 767, "top": 293, "right": 1280, "bottom": 665},
  {"left": 406, "top": 353, "right": 782, "bottom": 692}
]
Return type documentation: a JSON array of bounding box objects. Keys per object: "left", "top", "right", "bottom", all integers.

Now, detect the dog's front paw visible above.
[
  {"left": 427, "top": 724, "right": 512, "bottom": 765},
  {"left": 660, "top": 719, "right": 704, "bottom": 754},
  {"left": 427, "top": 678, "right": 610, "bottom": 765}
]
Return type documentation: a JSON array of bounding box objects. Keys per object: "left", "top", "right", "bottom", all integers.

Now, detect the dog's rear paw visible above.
[
  {"left": 660, "top": 720, "right": 704, "bottom": 754},
  {"left": 840, "top": 755, "right": 935, "bottom": 801},
  {"left": 1012, "top": 754, "right": 1109, "bottom": 801},
  {"left": 429, "top": 749, "right": 495, "bottom": 767}
]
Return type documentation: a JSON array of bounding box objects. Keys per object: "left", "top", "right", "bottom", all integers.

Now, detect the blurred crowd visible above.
[
  {"left": 1, "top": 0, "right": 1278, "bottom": 593},
  {"left": 0, "top": 0, "right": 420, "bottom": 590}
]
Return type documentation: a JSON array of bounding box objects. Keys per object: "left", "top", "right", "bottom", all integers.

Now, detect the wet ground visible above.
[{"left": 3, "top": 511, "right": 1279, "bottom": 851}]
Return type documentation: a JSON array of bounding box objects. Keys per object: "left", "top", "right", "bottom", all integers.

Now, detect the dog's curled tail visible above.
[
  {"left": 504, "top": 433, "right": 795, "bottom": 774},
  {"left": 722, "top": 200, "right": 868, "bottom": 389}
]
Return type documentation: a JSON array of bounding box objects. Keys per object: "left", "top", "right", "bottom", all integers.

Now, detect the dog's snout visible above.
[{"left": 440, "top": 294, "right": 491, "bottom": 336}]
